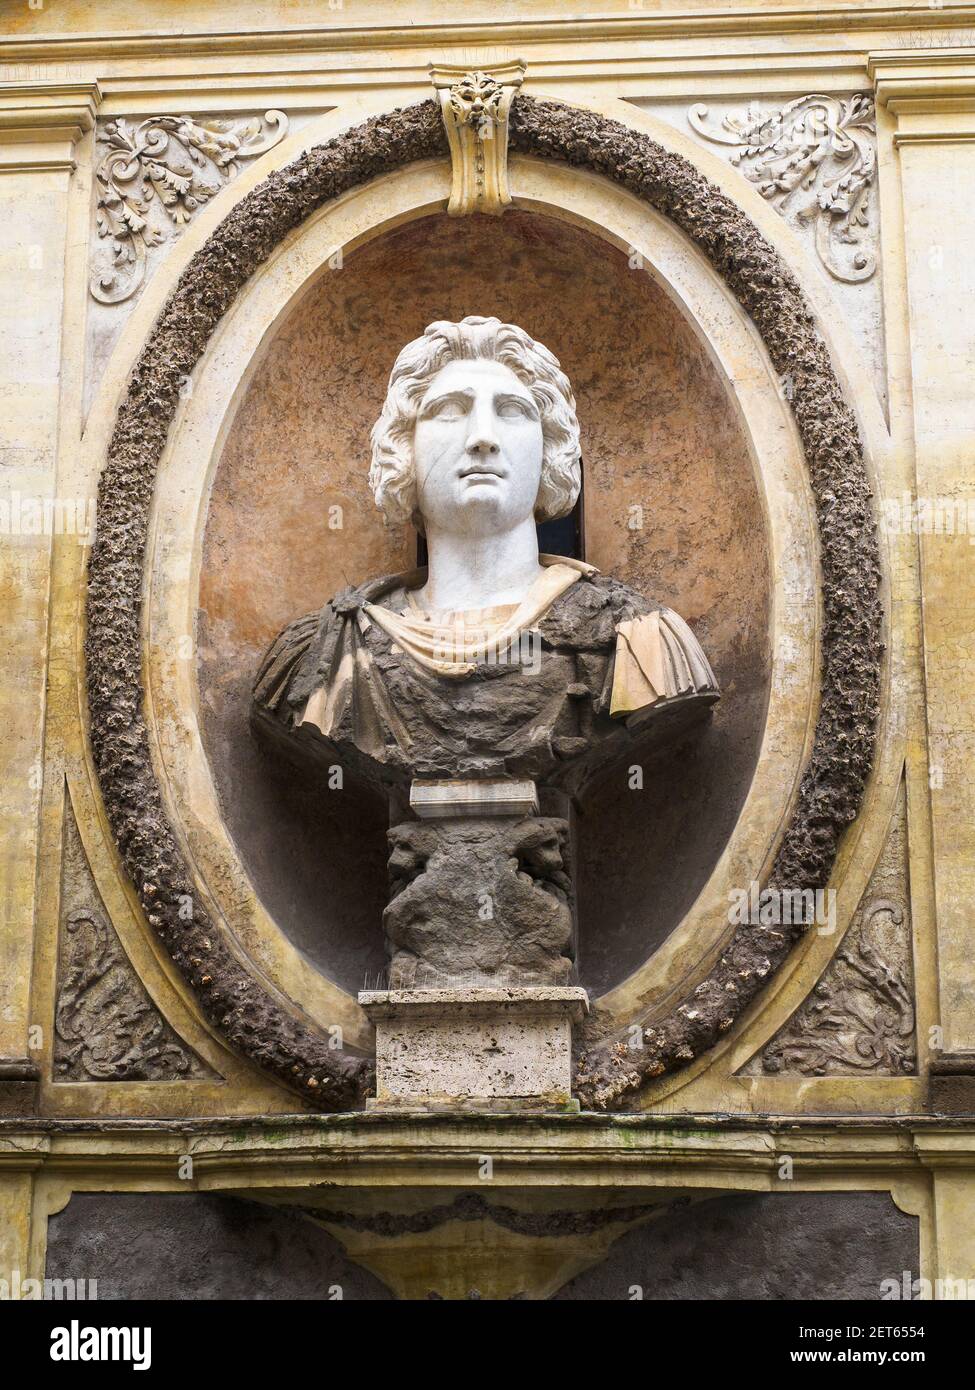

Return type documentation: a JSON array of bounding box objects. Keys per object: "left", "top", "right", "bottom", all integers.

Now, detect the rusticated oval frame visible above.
[{"left": 85, "top": 96, "right": 881, "bottom": 1112}]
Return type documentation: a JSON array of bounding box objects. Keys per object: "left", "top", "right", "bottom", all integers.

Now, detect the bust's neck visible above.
[{"left": 415, "top": 518, "right": 545, "bottom": 613}]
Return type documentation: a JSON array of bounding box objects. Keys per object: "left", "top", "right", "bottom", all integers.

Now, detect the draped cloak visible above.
[{"left": 252, "top": 558, "right": 719, "bottom": 799}]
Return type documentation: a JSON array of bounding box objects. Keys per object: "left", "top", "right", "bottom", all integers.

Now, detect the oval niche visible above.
[{"left": 195, "top": 208, "right": 773, "bottom": 1000}]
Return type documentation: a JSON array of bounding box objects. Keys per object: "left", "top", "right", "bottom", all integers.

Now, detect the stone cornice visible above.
[
  {"left": 0, "top": 1114, "right": 972, "bottom": 1184},
  {"left": 3, "top": 6, "right": 975, "bottom": 61},
  {"left": 0, "top": 79, "right": 101, "bottom": 137},
  {"left": 0, "top": 54, "right": 878, "bottom": 118},
  {"left": 7, "top": 18, "right": 974, "bottom": 113},
  {"left": 0, "top": 79, "right": 101, "bottom": 171},
  {"left": 870, "top": 48, "right": 975, "bottom": 142}
]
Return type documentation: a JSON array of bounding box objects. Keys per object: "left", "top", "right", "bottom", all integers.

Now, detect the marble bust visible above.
[
  {"left": 254, "top": 315, "right": 718, "bottom": 794},
  {"left": 252, "top": 316, "right": 718, "bottom": 988}
]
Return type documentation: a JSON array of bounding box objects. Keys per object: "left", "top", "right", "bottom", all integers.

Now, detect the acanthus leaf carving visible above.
[
  {"left": 447, "top": 70, "right": 508, "bottom": 137},
  {"left": 55, "top": 910, "right": 208, "bottom": 1081},
  {"left": 54, "top": 797, "right": 212, "bottom": 1082},
  {"left": 429, "top": 61, "right": 525, "bottom": 216},
  {"left": 90, "top": 110, "right": 289, "bottom": 305},
  {"left": 746, "top": 778, "right": 915, "bottom": 1078},
  {"left": 688, "top": 94, "right": 877, "bottom": 284}
]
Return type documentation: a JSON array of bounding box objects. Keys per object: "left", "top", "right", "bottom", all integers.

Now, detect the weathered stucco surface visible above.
[
  {"left": 553, "top": 1192, "right": 919, "bottom": 1300},
  {"left": 45, "top": 1189, "right": 917, "bottom": 1301},
  {"left": 3, "top": 0, "right": 972, "bottom": 1305},
  {"left": 46, "top": 1192, "right": 392, "bottom": 1300}
]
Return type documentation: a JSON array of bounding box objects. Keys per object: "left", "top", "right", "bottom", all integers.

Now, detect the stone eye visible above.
[
  {"left": 497, "top": 398, "right": 532, "bottom": 420},
  {"left": 429, "top": 397, "right": 467, "bottom": 420}
]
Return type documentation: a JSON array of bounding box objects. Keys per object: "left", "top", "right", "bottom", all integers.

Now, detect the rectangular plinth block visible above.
[
  {"left": 359, "top": 987, "right": 588, "bottom": 1107},
  {"left": 409, "top": 778, "right": 539, "bottom": 819}
]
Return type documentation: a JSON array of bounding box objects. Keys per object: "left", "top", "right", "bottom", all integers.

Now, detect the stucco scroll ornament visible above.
[
  {"left": 90, "top": 110, "right": 289, "bottom": 305},
  {"left": 429, "top": 62, "right": 526, "bottom": 215},
  {"left": 759, "top": 901, "right": 915, "bottom": 1076},
  {"left": 688, "top": 94, "right": 877, "bottom": 284},
  {"left": 750, "top": 783, "right": 916, "bottom": 1077},
  {"left": 54, "top": 909, "right": 206, "bottom": 1082}
]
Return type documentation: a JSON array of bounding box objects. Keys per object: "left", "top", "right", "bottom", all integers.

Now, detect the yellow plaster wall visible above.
[{"left": 0, "top": 1, "right": 973, "bottom": 1297}]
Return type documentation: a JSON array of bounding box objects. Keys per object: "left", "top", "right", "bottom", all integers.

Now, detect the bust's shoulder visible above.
[
  {"left": 252, "top": 608, "right": 317, "bottom": 715},
  {"left": 253, "top": 569, "right": 417, "bottom": 714},
  {"left": 327, "top": 570, "right": 418, "bottom": 615},
  {"left": 541, "top": 567, "right": 654, "bottom": 648},
  {"left": 581, "top": 570, "right": 655, "bottom": 619}
]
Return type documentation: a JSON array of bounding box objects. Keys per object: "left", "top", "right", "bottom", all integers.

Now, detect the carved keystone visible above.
[{"left": 429, "top": 61, "right": 526, "bottom": 216}]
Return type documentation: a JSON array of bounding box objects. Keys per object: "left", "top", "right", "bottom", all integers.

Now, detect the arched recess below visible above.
[{"left": 85, "top": 97, "right": 882, "bottom": 1111}]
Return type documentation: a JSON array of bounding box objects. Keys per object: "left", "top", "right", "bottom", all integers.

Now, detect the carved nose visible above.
[
  {"left": 467, "top": 435, "right": 500, "bottom": 455},
  {"left": 465, "top": 396, "right": 501, "bottom": 455}
]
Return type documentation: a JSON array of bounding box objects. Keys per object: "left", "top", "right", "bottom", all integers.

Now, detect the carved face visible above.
[{"left": 412, "top": 358, "right": 544, "bottom": 538}]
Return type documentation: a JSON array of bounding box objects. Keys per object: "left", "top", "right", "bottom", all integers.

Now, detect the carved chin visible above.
[
  {"left": 459, "top": 479, "right": 504, "bottom": 498},
  {"left": 456, "top": 481, "right": 536, "bottom": 521},
  {"left": 443, "top": 489, "right": 523, "bottom": 532}
]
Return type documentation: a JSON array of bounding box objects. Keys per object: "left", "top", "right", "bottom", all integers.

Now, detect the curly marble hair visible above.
[{"left": 369, "top": 315, "right": 582, "bottom": 528}]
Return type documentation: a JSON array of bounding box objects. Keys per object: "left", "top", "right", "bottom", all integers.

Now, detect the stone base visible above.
[
  {"left": 928, "top": 1054, "right": 975, "bottom": 1114},
  {"left": 409, "top": 777, "right": 539, "bottom": 819},
  {"left": 359, "top": 987, "right": 589, "bottom": 1108},
  {"left": 0, "top": 1058, "right": 40, "bottom": 1117},
  {"left": 383, "top": 816, "right": 574, "bottom": 989}
]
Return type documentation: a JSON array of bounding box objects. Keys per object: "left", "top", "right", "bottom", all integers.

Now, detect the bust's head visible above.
[{"left": 369, "top": 316, "right": 581, "bottom": 537}]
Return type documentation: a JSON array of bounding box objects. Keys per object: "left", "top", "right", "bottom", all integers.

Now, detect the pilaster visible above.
[
  {"left": 0, "top": 80, "right": 100, "bottom": 1101},
  {"left": 871, "top": 50, "right": 975, "bottom": 1095}
]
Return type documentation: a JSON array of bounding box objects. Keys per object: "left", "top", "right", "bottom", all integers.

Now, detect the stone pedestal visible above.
[
  {"left": 359, "top": 987, "right": 589, "bottom": 1110},
  {"left": 409, "top": 777, "right": 539, "bottom": 819},
  {"left": 383, "top": 778, "right": 575, "bottom": 989}
]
